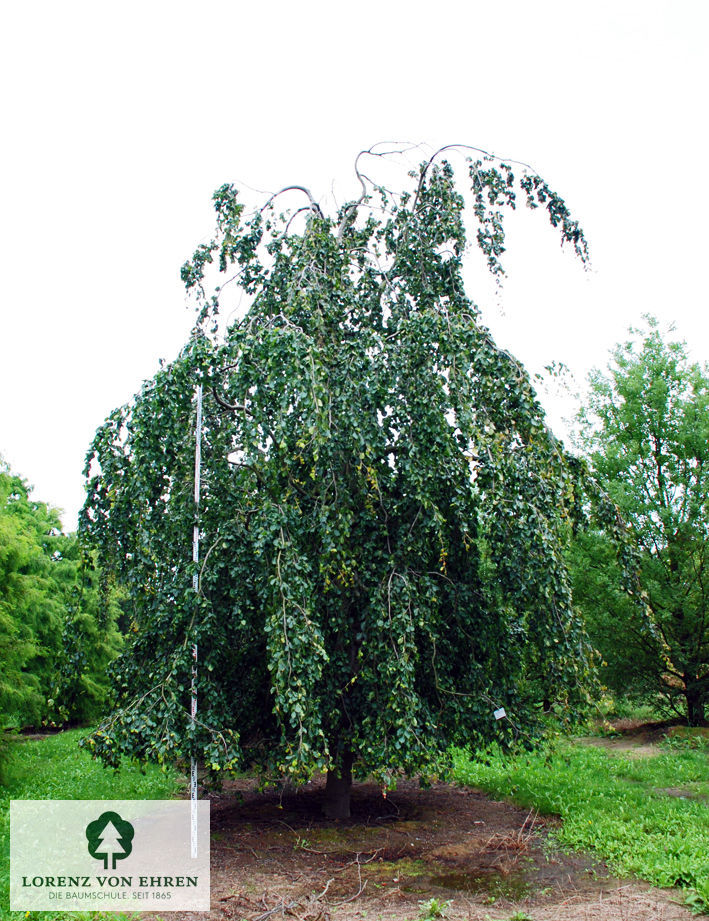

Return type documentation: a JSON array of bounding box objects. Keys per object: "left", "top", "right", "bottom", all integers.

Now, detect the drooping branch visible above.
[{"left": 210, "top": 386, "right": 252, "bottom": 415}]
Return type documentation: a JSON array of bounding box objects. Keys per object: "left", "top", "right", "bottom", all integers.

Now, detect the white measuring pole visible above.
[{"left": 191, "top": 383, "right": 203, "bottom": 858}]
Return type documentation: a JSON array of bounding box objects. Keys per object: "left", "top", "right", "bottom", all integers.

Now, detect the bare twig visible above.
[
  {"left": 334, "top": 880, "right": 367, "bottom": 905},
  {"left": 252, "top": 898, "right": 299, "bottom": 921},
  {"left": 314, "top": 878, "right": 335, "bottom": 900}
]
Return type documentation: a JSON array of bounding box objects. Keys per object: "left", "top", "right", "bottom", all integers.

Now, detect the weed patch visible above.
[{"left": 453, "top": 741, "right": 709, "bottom": 913}]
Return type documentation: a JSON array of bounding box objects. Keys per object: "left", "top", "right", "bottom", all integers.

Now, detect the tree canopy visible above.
[
  {"left": 82, "top": 146, "right": 592, "bottom": 815},
  {"left": 572, "top": 319, "right": 709, "bottom": 725}
]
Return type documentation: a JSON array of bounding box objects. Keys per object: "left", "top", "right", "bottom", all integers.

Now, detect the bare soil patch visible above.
[
  {"left": 157, "top": 774, "right": 692, "bottom": 921},
  {"left": 577, "top": 718, "right": 709, "bottom": 758}
]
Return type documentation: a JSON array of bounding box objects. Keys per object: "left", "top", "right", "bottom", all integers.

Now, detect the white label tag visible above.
[{"left": 493, "top": 707, "right": 507, "bottom": 720}]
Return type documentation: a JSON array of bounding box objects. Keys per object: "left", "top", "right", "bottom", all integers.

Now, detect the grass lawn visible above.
[
  {"left": 1, "top": 729, "right": 180, "bottom": 921},
  {"left": 4, "top": 727, "right": 709, "bottom": 917},
  {"left": 452, "top": 736, "right": 709, "bottom": 914}
]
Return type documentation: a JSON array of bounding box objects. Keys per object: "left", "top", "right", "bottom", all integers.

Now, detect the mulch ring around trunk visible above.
[{"left": 157, "top": 775, "right": 693, "bottom": 921}]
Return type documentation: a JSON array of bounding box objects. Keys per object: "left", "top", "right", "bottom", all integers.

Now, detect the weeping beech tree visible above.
[{"left": 82, "top": 145, "right": 592, "bottom": 818}]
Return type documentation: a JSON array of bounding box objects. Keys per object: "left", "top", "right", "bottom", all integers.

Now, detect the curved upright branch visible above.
[{"left": 262, "top": 185, "right": 324, "bottom": 219}]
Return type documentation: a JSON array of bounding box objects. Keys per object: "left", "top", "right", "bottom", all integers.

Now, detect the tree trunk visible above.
[
  {"left": 685, "top": 679, "right": 706, "bottom": 727},
  {"left": 323, "top": 749, "right": 353, "bottom": 819}
]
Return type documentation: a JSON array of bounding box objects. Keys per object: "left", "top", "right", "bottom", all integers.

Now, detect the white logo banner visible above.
[{"left": 11, "top": 800, "right": 210, "bottom": 911}]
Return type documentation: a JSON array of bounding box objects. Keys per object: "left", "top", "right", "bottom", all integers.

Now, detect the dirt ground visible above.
[
  {"left": 157, "top": 762, "right": 694, "bottom": 921},
  {"left": 578, "top": 719, "right": 709, "bottom": 760}
]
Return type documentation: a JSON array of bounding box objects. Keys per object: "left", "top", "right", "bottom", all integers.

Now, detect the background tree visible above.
[
  {"left": 0, "top": 459, "right": 122, "bottom": 734},
  {"left": 45, "top": 538, "right": 125, "bottom": 726},
  {"left": 572, "top": 319, "right": 709, "bottom": 725},
  {"left": 82, "top": 146, "right": 592, "bottom": 817}
]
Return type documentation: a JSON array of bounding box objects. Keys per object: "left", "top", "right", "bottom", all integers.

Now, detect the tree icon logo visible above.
[{"left": 85, "top": 811, "right": 135, "bottom": 870}]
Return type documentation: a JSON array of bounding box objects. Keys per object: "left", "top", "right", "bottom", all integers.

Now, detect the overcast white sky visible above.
[{"left": 1, "top": 0, "right": 707, "bottom": 531}]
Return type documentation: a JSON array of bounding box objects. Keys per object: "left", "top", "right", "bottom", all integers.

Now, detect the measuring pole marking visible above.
[{"left": 190, "top": 383, "right": 203, "bottom": 859}]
